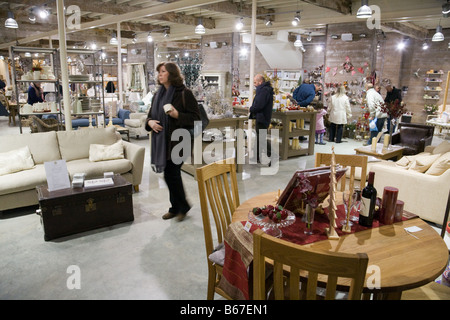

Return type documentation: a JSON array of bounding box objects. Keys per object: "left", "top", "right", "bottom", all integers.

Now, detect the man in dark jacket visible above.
[
  {"left": 384, "top": 84, "right": 402, "bottom": 132},
  {"left": 249, "top": 74, "right": 273, "bottom": 164},
  {"left": 293, "top": 82, "right": 321, "bottom": 107}
]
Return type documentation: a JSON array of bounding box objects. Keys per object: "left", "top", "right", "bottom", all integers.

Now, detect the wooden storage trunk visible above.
[{"left": 36, "top": 175, "right": 134, "bottom": 241}]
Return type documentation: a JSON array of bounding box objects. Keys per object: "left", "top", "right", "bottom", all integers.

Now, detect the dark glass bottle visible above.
[{"left": 359, "top": 171, "right": 377, "bottom": 227}]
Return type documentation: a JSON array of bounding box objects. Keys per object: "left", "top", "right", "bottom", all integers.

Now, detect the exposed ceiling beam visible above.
[
  {"left": 381, "top": 22, "right": 429, "bottom": 40},
  {"left": 199, "top": 1, "right": 274, "bottom": 20},
  {"left": 0, "top": 0, "right": 224, "bottom": 49},
  {"left": 301, "top": 0, "right": 352, "bottom": 15}
]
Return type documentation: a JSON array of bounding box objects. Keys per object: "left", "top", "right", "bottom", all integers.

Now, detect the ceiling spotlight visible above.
[
  {"left": 331, "top": 34, "right": 339, "bottom": 39},
  {"left": 432, "top": 25, "right": 444, "bottom": 42},
  {"left": 357, "top": 0, "right": 372, "bottom": 19},
  {"left": 294, "top": 35, "right": 303, "bottom": 48},
  {"left": 307, "top": 32, "right": 312, "bottom": 42},
  {"left": 422, "top": 42, "right": 429, "bottom": 50},
  {"left": 236, "top": 17, "right": 244, "bottom": 31},
  {"left": 91, "top": 42, "right": 97, "bottom": 50},
  {"left": 110, "top": 32, "right": 118, "bottom": 45},
  {"left": 163, "top": 28, "right": 169, "bottom": 38},
  {"left": 132, "top": 34, "right": 137, "bottom": 43},
  {"left": 376, "top": 42, "right": 381, "bottom": 51},
  {"left": 28, "top": 9, "right": 36, "bottom": 23},
  {"left": 38, "top": 6, "right": 50, "bottom": 19},
  {"left": 316, "top": 45, "right": 323, "bottom": 52},
  {"left": 5, "top": 11, "right": 18, "bottom": 29},
  {"left": 147, "top": 32, "right": 153, "bottom": 43},
  {"left": 292, "top": 11, "right": 301, "bottom": 26},
  {"left": 265, "top": 15, "right": 272, "bottom": 27},
  {"left": 24, "top": 52, "right": 31, "bottom": 58},
  {"left": 195, "top": 18, "right": 206, "bottom": 34},
  {"left": 443, "top": 1, "right": 450, "bottom": 18},
  {"left": 397, "top": 42, "right": 406, "bottom": 50}
]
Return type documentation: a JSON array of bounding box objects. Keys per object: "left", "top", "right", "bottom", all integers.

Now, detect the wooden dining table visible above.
[{"left": 229, "top": 191, "right": 449, "bottom": 300}]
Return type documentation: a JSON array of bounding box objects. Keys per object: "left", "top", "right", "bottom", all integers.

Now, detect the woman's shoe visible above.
[
  {"left": 162, "top": 212, "right": 177, "bottom": 220},
  {"left": 176, "top": 213, "right": 187, "bottom": 222}
]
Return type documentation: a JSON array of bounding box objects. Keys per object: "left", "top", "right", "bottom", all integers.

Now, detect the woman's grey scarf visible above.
[{"left": 150, "top": 85, "right": 175, "bottom": 173}]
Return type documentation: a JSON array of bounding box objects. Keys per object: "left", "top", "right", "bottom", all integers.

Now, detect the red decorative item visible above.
[
  {"left": 394, "top": 200, "right": 404, "bottom": 222},
  {"left": 380, "top": 187, "right": 399, "bottom": 225},
  {"left": 380, "top": 99, "right": 407, "bottom": 119}
]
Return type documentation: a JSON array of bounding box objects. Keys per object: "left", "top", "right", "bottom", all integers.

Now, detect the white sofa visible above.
[
  {"left": 370, "top": 141, "right": 450, "bottom": 225},
  {"left": 0, "top": 127, "right": 145, "bottom": 212}
]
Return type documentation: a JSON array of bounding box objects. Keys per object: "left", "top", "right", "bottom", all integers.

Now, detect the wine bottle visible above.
[{"left": 359, "top": 171, "right": 377, "bottom": 227}]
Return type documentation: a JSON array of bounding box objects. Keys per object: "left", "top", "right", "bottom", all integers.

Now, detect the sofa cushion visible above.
[
  {"left": 432, "top": 140, "right": 450, "bottom": 155},
  {"left": 0, "top": 164, "right": 47, "bottom": 195},
  {"left": 65, "top": 158, "right": 132, "bottom": 179},
  {"left": 0, "top": 131, "right": 60, "bottom": 164},
  {"left": 89, "top": 140, "right": 124, "bottom": 162},
  {"left": 0, "top": 146, "right": 35, "bottom": 176},
  {"left": 425, "top": 151, "right": 450, "bottom": 176},
  {"left": 408, "top": 153, "right": 441, "bottom": 173},
  {"left": 57, "top": 127, "right": 118, "bottom": 161}
]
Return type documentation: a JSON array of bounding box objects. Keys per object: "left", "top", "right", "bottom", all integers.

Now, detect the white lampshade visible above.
[
  {"left": 432, "top": 25, "right": 444, "bottom": 42},
  {"left": 357, "top": 0, "right": 372, "bottom": 18},
  {"left": 195, "top": 19, "right": 205, "bottom": 35},
  {"left": 109, "top": 35, "right": 118, "bottom": 45},
  {"left": 5, "top": 11, "right": 18, "bottom": 29}
]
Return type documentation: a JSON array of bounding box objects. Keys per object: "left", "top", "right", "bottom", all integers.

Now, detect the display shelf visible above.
[
  {"left": 11, "top": 46, "right": 62, "bottom": 133},
  {"left": 271, "top": 111, "right": 316, "bottom": 160},
  {"left": 62, "top": 48, "right": 106, "bottom": 124},
  {"left": 423, "top": 70, "right": 443, "bottom": 104}
]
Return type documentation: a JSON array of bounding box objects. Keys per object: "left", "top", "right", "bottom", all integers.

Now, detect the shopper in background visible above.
[
  {"left": 27, "top": 82, "right": 44, "bottom": 105},
  {"left": 366, "top": 83, "right": 386, "bottom": 144},
  {"left": 314, "top": 102, "right": 327, "bottom": 145},
  {"left": 328, "top": 86, "right": 352, "bottom": 143},
  {"left": 293, "top": 81, "right": 322, "bottom": 108},
  {"left": 145, "top": 62, "right": 200, "bottom": 222},
  {"left": 292, "top": 81, "right": 322, "bottom": 141},
  {"left": 249, "top": 74, "right": 273, "bottom": 165},
  {"left": 384, "top": 84, "right": 402, "bottom": 133}
]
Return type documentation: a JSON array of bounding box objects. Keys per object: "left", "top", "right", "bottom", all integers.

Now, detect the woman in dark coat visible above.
[{"left": 145, "top": 62, "right": 200, "bottom": 221}]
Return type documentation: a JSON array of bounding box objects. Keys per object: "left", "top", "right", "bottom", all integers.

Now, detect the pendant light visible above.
[
  {"left": 432, "top": 25, "right": 444, "bottom": 42},
  {"left": 147, "top": 32, "right": 153, "bottom": 43},
  {"left": 356, "top": 0, "right": 372, "bottom": 19},
  {"left": 110, "top": 32, "right": 118, "bottom": 45},
  {"left": 5, "top": 11, "right": 18, "bottom": 29},
  {"left": 195, "top": 18, "right": 206, "bottom": 34}
]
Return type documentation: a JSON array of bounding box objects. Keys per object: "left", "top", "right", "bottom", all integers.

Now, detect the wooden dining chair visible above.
[
  {"left": 253, "top": 229, "right": 369, "bottom": 300},
  {"left": 315, "top": 153, "right": 368, "bottom": 191},
  {"left": 196, "top": 158, "right": 240, "bottom": 300}
]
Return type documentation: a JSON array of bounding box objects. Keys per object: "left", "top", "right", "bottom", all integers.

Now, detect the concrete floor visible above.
[{"left": 0, "top": 116, "right": 447, "bottom": 300}]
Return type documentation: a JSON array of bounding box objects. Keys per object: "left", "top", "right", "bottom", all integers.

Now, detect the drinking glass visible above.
[
  {"left": 340, "top": 190, "right": 353, "bottom": 227},
  {"left": 349, "top": 189, "right": 363, "bottom": 222},
  {"left": 303, "top": 204, "right": 315, "bottom": 235}
]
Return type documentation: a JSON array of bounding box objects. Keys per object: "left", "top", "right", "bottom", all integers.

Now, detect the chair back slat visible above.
[
  {"left": 315, "top": 153, "right": 368, "bottom": 191},
  {"left": 197, "top": 158, "right": 240, "bottom": 256},
  {"left": 253, "top": 229, "right": 368, "bottom": 300}
]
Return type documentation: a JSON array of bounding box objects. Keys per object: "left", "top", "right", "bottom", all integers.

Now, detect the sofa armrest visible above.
[{"left": 122, "top": 140, "right": 145, "bottom": 189}]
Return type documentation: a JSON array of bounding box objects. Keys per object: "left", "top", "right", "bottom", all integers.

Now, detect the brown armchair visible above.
[{"left": 391, "top": 122, "right": 434, "bottom": 155}]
